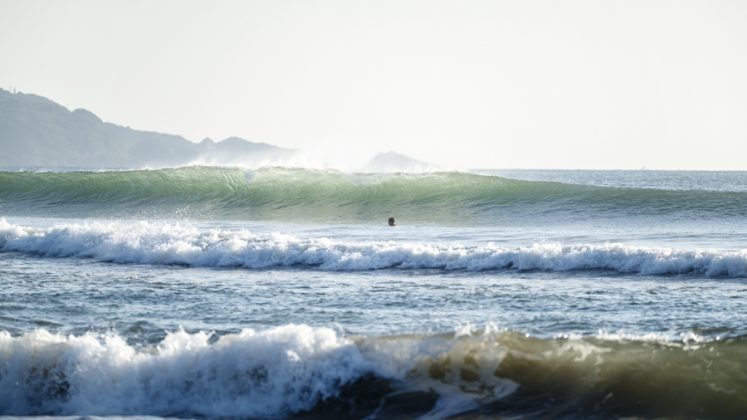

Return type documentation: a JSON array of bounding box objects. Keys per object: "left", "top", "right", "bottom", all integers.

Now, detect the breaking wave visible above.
[
  {"left": 1, "top": 166, "right": 746, "bottom": 223},
  {"left": 1, "top": 325, "right": 745, "bottom": 418},
  {"left": 2, "top": 220, "right": 747, "bottom": 277}
]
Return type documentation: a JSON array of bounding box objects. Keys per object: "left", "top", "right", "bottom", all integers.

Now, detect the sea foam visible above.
[
  {"left": 2, "top": 324, "right": 745, "bottom": 417},
  {"left": 0, "top": 325, "right": 371, "bottom": 416},
  {"left": 1, "top": 219, "right": 747, "bottom": 277}
]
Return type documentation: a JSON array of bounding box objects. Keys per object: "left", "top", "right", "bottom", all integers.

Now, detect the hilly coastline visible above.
[
  {"left": 0, "top": 88, "right": 436, "bottom": 172},
  {"left": 0, "top": 89, "right": 298, "bottom": 170}
]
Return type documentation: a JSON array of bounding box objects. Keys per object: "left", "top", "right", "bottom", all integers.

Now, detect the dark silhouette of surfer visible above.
[{"left": 388, "top": 217, "right": 396, "bottom": 226}]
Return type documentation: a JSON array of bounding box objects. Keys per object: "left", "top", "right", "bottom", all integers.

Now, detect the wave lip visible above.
[
  {"left": 2, "top": 166, "right": 747, "bottom": 223},
  {"left": 2, "top": 220, "right": 747, "bottom": 277}
]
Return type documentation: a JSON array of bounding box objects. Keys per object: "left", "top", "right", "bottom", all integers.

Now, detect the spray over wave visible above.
[{"left": 1, "top": 167, "right": 746, "bottom": 223}]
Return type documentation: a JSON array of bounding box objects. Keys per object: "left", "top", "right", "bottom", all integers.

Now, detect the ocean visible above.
[{"left": 1, "top": 167, "right": 746, "bottom": 418}]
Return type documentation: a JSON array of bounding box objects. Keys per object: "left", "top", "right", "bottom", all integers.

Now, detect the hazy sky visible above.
[{"left": 1, "top": 0, "right": 746, "bottom": 169}]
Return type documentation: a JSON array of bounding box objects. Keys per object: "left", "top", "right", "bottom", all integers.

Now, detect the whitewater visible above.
[{"left": 1, "top": 167, "right": 747, "bottom": 418}]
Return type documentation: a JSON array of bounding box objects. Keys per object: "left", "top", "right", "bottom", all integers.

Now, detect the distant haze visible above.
[
  {"left": 0, "top": 88, "right": 429, "bottom": 171},
  {"left": 1, "top": 0, "right": 746, "bottom": 170}
]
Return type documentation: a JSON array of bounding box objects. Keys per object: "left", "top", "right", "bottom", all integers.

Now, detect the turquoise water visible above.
[{"left": 1, "top": 168, "right": 747, "bottom": 417}]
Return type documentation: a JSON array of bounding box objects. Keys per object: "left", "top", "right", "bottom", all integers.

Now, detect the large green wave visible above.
[
  {"left": 0, "top": 166, "right": 745, "bottom": 223},
  {"left": 353, "top": 331, "right": 747, "bottom": 418}
]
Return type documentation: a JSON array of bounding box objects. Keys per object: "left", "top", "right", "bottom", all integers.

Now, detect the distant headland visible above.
[
  {"left": 0, "top": 89, "right": 434, "bottom": 172},
  {"left": 0, "top": 88, "right": 299, "bottom": 170}
]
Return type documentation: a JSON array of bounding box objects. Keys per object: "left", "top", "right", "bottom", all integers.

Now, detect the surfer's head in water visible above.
[{"left": 388, "top": 217, "right": 396, "bottom": 227}]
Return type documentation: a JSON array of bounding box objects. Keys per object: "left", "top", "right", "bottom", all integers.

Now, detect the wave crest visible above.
[
  {"left": 2, "top": 325, "right": 746, "bottom": 417},
  {"left": 2, "top": 220, "right": 747, "bottom": 277},
  {"left": 1, "top": 167, "right": 746, "bottom": 223},
  {"left": 0, "top": 325, "right": 369, "bottom": 417}
]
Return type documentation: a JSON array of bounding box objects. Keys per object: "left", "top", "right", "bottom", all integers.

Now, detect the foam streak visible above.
[{"left": 1, "top": 220, "right": 746, "bottom": 277}]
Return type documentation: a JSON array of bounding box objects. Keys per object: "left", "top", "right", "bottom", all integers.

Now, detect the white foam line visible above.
[{"left": 1, "top": 219, "right": 746, "bottom": 276}]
